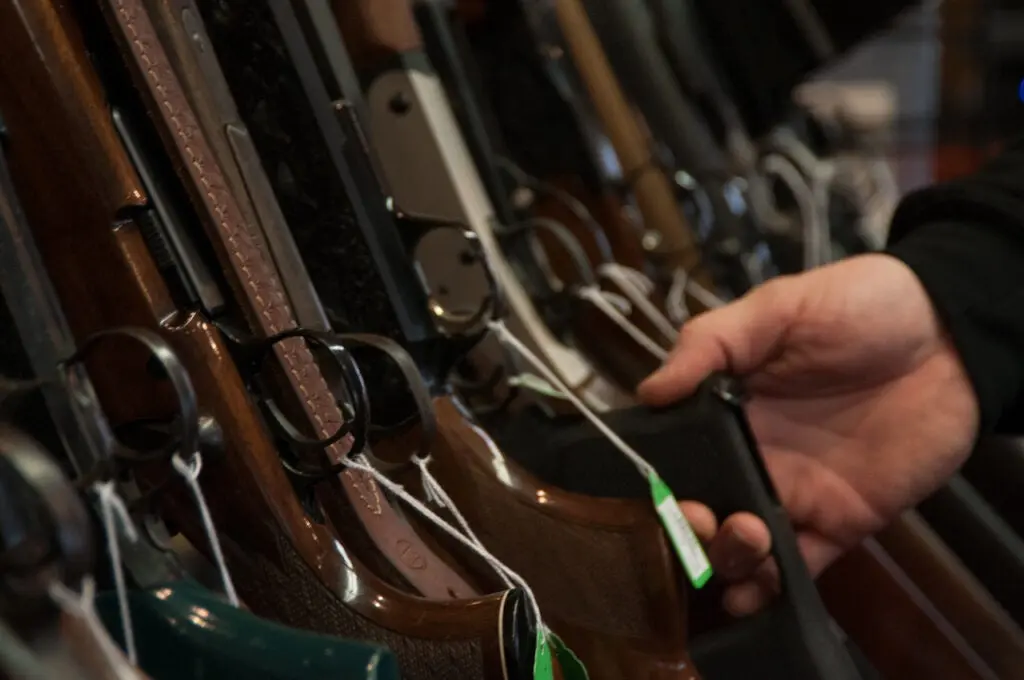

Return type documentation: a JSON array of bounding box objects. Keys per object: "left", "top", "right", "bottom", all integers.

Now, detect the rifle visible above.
[
  {"left": 543, "top": 0, "right": 716, "bottom": 308},
  {"left": 333, "top": 0, "right": 637, "bottom": 412},
  {"left": 180, "top": 1, "right": 702, "bottom": 674},
  {"left": 116, "top": 0, "right": 485, "bottom": 600},
  {"left": 0, "top": 95, "right": 158, "bottom": 680},
  {"left": 413, "top": 0, "right": 674, "bottom": 387},
  {"left": 0, "top": 2, "right": 531, "bottom": 677},
  {"left": 582, "top": 0, "right": 775, "bottom": 295}
]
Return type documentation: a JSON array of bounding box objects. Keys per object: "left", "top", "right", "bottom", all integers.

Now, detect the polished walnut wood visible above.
[
  {"left": 136, "top": 0, "right": 479, "bottom": 603},
  {"left": 384, "top": 395, "right": 702, "bottom": 680},
  {"left": 0, "top": 2, "right": 521, "bottom": 677}
]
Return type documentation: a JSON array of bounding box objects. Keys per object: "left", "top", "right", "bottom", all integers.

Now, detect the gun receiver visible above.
[
  {"left": 411, "top": 0, "right": 667, "bottom": 390},
  {"left": 0, "top": 2, "right": 531, "bottom": 677},
  {"left": 334, "top": 0, "right": 634, "bottom": 413}
]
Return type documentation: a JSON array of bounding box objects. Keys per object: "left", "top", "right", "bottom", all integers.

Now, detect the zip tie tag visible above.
[
  {"left": 551, "top": 632, "right": 590, "bottom": 679},
  {"left": 534, "top": 630, "right": 554, "bottom": 680},
  {"left": 649, "top": 471, "right": 713, "bottom": 589}
]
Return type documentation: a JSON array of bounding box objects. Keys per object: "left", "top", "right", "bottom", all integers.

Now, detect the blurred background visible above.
[{"left": 815, "top": 0, "right": 1020, "bottom": 195}]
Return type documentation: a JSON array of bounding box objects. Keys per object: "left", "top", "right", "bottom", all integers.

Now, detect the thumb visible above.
[{"left": 637, "top": 279, "right": 798, "bottom": 405}]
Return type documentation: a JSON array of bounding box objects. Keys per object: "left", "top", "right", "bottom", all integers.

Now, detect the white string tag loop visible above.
[{"left": 171, "top": 451, "right": 239, "bottom": 607}]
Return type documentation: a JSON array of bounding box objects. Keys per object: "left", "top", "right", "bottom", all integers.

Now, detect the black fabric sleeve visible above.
[{"left": 886, "top": 137, "right": 1024, "bottom": 434}]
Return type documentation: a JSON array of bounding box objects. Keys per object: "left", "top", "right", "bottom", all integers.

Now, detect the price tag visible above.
[
  {"left": 649, "top": 471, "right": 713, "bottom": 589},
  {"left": 534, "top": 630, "right": 554, "bottom": 680}
]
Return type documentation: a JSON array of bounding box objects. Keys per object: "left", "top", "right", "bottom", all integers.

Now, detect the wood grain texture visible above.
[
  {"left": 820, "top": 539, "right": 997, "bottom": 680},
  {"left": 0, "top": 2, "right": 519, "bottom": 676},
  {"left": 382, "top": 396, "right": 702, "bottom": 680}
]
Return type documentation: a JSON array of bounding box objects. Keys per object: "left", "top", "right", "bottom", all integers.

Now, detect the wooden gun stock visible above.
[
  {"left": 387, "top": 396, "right": 702, "bottom": 680},
  {"left": 551, "top": 0, "right": 711, "bottom": 298},
  {"left": 876, "top": 512, "right": 1024, "bottom": 679},
  {"left": 0, "top": 3, "right": 527, "bottom": 678},
  {"left": 819, "top": 538, "right": 998, "bottom": 679}
]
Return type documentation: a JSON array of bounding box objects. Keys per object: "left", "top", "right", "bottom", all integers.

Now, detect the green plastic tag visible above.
[
  {"left": 551, "top": 633, "right": 590, "bottom": 680},
  {"left": 534, "top": 630, "right": 554, "bottom": 680},
  {"left": 649, "top": 471, "right": 713, "bottom": 589}
]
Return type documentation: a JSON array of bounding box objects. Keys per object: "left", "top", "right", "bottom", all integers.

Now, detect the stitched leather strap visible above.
[{"left": 102, "top": 0, "right": 476, "bottom": 600}]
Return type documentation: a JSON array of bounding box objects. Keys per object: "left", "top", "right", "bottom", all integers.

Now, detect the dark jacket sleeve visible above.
[{"left": 886, "top": 138, "right": 1024, "bottom": 434}]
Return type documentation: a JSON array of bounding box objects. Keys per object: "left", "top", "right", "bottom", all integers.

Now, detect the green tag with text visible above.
[
  {"left": 551, "top": 633, "right": 590, "bottom": 680},
  {"left": 534, "top": 630, "right": 554, "bottom": 680},
  {"left": 650, "top": 471, "right": 713, "bottom": 589}
]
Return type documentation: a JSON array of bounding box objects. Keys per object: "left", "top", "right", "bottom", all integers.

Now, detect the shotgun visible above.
[
  {"left": 0, "top": 2, "right": 531, "bottom": 677},
  {"left": 89, "top": 0, "right": 511, "bottom": 603},
  {"left": 0, "top": 96, "right": 161, "bottom": 680},
  {"left": 173, "top": 2, "right": 703, "bottom": 674},
  {"left": 542, "top": 0, "right": 716, "bottom": 308},
  {"left": 105, "top": 0, "right": 481, "bottom": 600},
  {"left": 333, "top": 0, "right": 636, "bottom": 413},
  {"left": 583, "top": 0, "right": 775, "bottom": 295},
  {"left": 414, "top": 0, "right": 675, "bottom": 385},
  {"left": 179, "top": 6, "right": 699, "bottom": 677},
  {"left": 451, "top": 0, "right": 656, "bottom": 277}
]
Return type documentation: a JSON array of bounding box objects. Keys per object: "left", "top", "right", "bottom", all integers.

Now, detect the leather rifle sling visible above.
[{"left": 99, "top": 0, "right": 475, "bottom": 599}]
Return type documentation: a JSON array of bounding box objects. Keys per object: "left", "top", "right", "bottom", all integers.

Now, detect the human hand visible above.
[{"left": 638, "top": 254, "right": 979, "bottom": 615}]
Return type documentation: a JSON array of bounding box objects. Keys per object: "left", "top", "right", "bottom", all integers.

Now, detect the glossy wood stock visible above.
[
  {"left": 400, "top": 396, "right": 702, "bottom": 680},
  {"left": 819, "top": 539, "right": 997, "bottom": 680},
  {"left": 0, "top": 3, "right": 519, "bottom": 677},
  {"left": 550, "top": 0, "right": 712, "bottom": 301},
  {"left": 876, "top": 512, "right": 1024, "bottom": 679}
]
